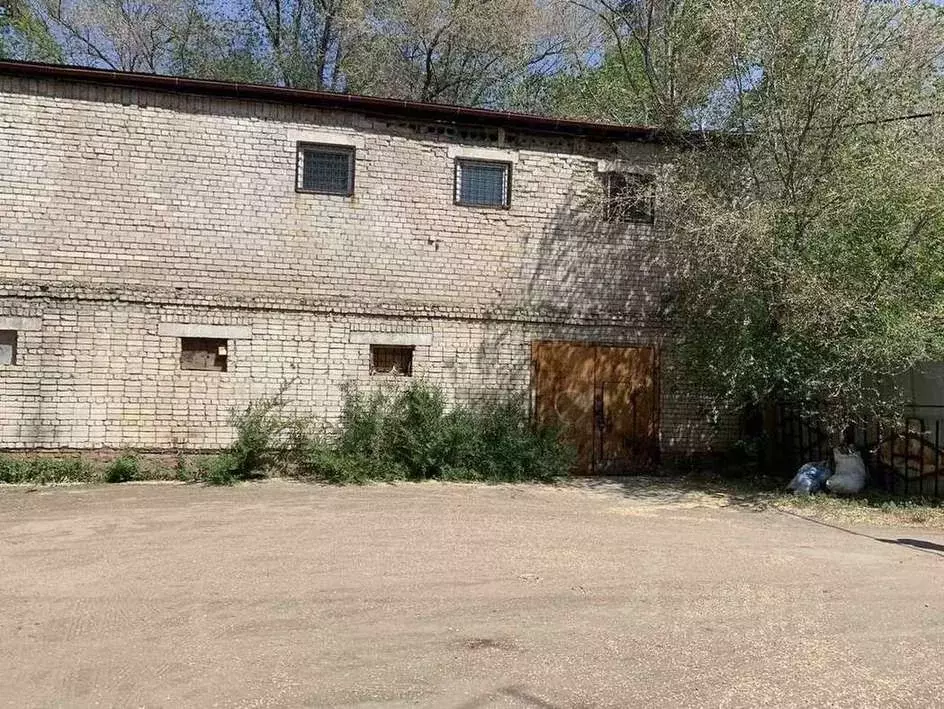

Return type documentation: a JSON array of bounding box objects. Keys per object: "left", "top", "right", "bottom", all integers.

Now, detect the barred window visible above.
[
  {"left": 604, "top": 172, "right": 655, "bottom": 223},
  {"left": 455, "top": 159, "right": 510, "bottom": 208},
  {"left": 297, "top": 143, "right": 355, "bottom": 195},
  {"left": 180, "top": 338, "right": 228, "bottom": 372},
  {"left": 370, "top": 345, "right": 413, "bottom": 376}
]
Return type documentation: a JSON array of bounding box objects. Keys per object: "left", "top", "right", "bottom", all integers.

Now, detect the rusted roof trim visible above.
[{"left": 0, "top": 60, "right": 700, "bottom": 143}]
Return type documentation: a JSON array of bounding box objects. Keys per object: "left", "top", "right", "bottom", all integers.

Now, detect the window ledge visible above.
[{"left": 448, "top": 146, "right": 518, "bottom": 164}]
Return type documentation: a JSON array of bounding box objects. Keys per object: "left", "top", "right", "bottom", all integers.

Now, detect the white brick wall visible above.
[{"left": 0, "top": 75, "right": 725, "bottom": 453}]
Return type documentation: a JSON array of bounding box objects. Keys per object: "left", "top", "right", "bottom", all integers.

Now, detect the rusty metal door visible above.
[{"left": 532, "top": 342, "right": 659, "bottom": 474}]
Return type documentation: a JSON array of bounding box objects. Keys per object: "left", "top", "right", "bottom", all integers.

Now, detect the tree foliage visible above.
[
  {"left": 663, "top": 0, "right": 944, "bottom": 434},
  {"left": 344, "top": 0, "right": 569, "bottom": 105},
  {"left": 546, "top": 0, "right": 729, "bottom": 127},
  {"left": 5, "top": 0, "right": 588, "bottom": 106},
  {"left": 0, "top": 0, "right": 61, "bottom": 60}
]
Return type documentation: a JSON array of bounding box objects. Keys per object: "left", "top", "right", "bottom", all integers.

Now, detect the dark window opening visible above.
[
  {"left": 0, "top": 330, "right": 17, "bottom": 365},
  {"left": 370, "top": 345, "right": 413, "bottom": 376},
  {"left": 298, "top": 143, "right": 355, "bottom": 195},
  {"left": 604, "top": 172, "right": 655, "bottom": 223},
  {"left": 180, "top": 337, "right": 228, "bottom": 372},
  {"left": 455, "top": 159, "right": 511, "bottom": 208}
]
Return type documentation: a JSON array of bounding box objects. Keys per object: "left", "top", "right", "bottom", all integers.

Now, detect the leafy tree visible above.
[
  {"left": 241, "top": 0, "right": 367, "bottom": 89},
  {"left": 344, "top": 0, "right": 572, "bottom": 105},
  {"left": 0, "top": 0, "right": 61, "bottom": 61},
  {"left": 662, "top": 0, "right": 944, "bottom": 436},
  {"left": 543, "top": 0, "right": 728, "bottom": 127},
  {"left": 26, "top": 0, "right": 262, "bottom": 77}
]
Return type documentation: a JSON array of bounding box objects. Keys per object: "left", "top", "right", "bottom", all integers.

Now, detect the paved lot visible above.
[{"left": 1, "top": 480, "right": 943, "bottom": 708}]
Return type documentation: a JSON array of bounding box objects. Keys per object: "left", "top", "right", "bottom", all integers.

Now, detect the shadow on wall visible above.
[
  {"left": 463, "top": 188, "right": 726, "bottom": 457},
  {"left": 517, "top": 184, "right": 668, "bottom": 326}
]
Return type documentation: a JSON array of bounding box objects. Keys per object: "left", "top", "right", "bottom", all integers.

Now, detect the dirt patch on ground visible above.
[{"left": 1, "top": 479, "right": 943, "bottom": 707}]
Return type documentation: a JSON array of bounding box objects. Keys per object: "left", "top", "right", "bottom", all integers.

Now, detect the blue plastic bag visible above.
[{"left": 787, "top": 461, "right": 830, "bottom": 496}]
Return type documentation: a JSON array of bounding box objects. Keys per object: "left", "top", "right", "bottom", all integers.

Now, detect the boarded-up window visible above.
[
  {"left": 370, "top": 345, "right": 413, "bottom": 376},
  {"left": 297, "top": 143, "right": 355, "bottom": 195},
  {"left": 0, "top": 330, "right": 17, "bottom": 365},
  {"left": 455, "top": 159, "right": 511, "bottom": 207},
  {"left": 180, "top": 337, "right": 228, "bottom": 371},
  {"left": 603, "top": 172, "right": 655, "bottom": 223}
]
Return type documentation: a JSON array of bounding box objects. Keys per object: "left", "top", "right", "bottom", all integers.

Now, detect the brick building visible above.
[{"left": 0, "top": 61, "right": 720, "bottom": 471}]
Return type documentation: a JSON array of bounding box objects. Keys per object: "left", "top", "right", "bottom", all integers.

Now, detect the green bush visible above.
[
  {"left": 301, "top": 445, "right": 406, "bottom": 485},
  {"left": 224, "top": 380, "right": 313, "bottom": 481},
  {"left": 0, "top": 383, "right": 573, "bottom": 486},
  {"left": 296, "top": 382, "right": 574, "bottom": 484},
  {"left": 198, "top": 453, "right": 241, "bottom": 486},
  {"left": 105, "top": 455, "right": 139, "bottom": 483}
]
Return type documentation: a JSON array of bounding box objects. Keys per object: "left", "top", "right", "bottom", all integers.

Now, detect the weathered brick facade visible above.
[{"left": 0, "top": 65, "right": 720, "bottom": 453}]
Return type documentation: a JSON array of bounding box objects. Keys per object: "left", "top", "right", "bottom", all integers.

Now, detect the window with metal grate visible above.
[
  {"left": 370, "top": 345, "right": 414, "bottom": 376},
  {"left": 455, "top": 159, "right": 510, "bottom": 208},
  {"left": 603, "top": 172, "right": 655, "bottom": 223},
  {"left": 297, "top": 143, "right": 355, "bottom": 195}
]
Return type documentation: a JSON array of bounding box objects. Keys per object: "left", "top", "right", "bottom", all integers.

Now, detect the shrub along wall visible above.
[{"left": 0, "top": 383, "right": 575, "bottom": 486}]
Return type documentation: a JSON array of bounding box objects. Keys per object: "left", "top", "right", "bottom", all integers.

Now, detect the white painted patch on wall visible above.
[
  {"left": 447, "top": 146, "right": 519, "bottom": 164},
  {"left": 287, "top": 129, "right": 364, "bottom": 148},
  {"left": 157, "top": 323, "right": 253, "bottom": 339},
  {"left": 349, "top": 330, "right": 433, "bottom": 346},
  {"left": 0, "top": 316, "right": 41, "bottom": 331}
]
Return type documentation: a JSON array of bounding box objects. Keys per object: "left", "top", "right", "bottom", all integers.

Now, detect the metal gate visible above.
[
  {"left": 532, "top": 341, "right": 659, "bottom": 474},
  {"left": 775, "top": 403, "right": 944, "bottom": 497}
]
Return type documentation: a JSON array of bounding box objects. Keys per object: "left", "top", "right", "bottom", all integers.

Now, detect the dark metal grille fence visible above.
[{"left": 775, "top": 404, "right": 944, "bottom": 497}]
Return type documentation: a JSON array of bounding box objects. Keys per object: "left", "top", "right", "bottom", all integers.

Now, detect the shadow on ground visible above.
[
  {"left": 455, "top": 685, "right": 564, "bottom": 709},
  {"left": 878, "top": 538, "right": 944, "bottom": 555},
  {"left": 559, "top": 474, "right": 781, "bottom": 510}
]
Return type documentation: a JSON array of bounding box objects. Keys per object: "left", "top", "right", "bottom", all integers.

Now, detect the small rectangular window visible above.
[
  {"left": 604, "top": 172, "right": 655, "bottom": 223},
  {"left": 370, "top": 345, "right": 413, "bottom": 376},
  {"left": 455, "top": 159, "right": 511, "bottom": 208},
  {"left": 0, "top": 330, "right": 17, "bottom": 365},
  {"left": 297, "top": 143, "right": 355, "bottom": 195},
  {"left": 180, "top": 337, "right": 228, "bottom": 372}
]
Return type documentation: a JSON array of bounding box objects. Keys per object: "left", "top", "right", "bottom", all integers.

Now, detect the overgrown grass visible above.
[
  {"left": 0, "top": 451, "right": 177, "bottom": 485},
  {"left": 653, "top": 471, "right": 944, "bottom": 528},
  {"left": 191, "top": 382, "right": 313, "bottom": 485},
  {"left": 776, "top": 490, "right": 944, "bottom": 528},
  {"left": 0, "top": 456, "right": 97, "bottom": 485}
]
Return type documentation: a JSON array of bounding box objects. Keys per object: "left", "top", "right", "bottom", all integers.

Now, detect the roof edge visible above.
[{"left": 0, "top": 60, "right": 699, "bottom": 143}]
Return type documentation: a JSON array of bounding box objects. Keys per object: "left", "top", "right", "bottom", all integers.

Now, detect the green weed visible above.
[
  {"left": 104, "top": 455, "right": 139, "bottom": 483},
  {"left": 296, "top": 382, "right": 574, "bottom": 484},
  {"left": 0, "top": 455, "right": 97, "bottom": 484}
]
